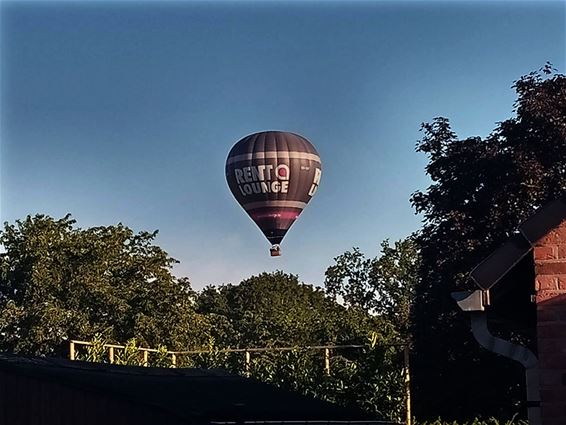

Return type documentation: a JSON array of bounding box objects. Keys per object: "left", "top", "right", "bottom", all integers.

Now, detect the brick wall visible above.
[{"left": 533, "top": 222, "right": 566, "bottom": 425}]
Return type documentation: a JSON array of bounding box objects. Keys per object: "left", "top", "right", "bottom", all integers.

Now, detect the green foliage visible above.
[
  {"left": 196, "top": 271, "right": 384, "bottom": 347},
  {"left": 0, "top": 213, "right": 409, "bottom": 422},
  {"left": 0, "top": 214, "right": 212, "bottom": 356},
  {"left": 324, "top": 238, "right": 420, "bottom": 340},
  {"left": 410, "top": 66, "right": 566, "bottom": 420},
  {"left": 195, "top": 272, "right": 406, "bottom": 421},
  {"left": 67, "top": 269, "right": 407, "bottom": 421},
  {"left": 115, "top": 338, "right": 140, "bottom": 366},
  {"left": 152, "top": 344, "right": 174, "bottom": 368},
  {"left": 191, "top": 336, "right": 232, "bottom": 369},
  {"left": 84, "top": 334, "right": 107, "bottom": 363},
  {"left": 77, "top": 330, "right": 406, "bottom": 421},
  {"left": 416, "top": 420, "right": 527, "bottom": 425},
  {"left": 314, "top": 342, "right": 405, "bottom": 422}
]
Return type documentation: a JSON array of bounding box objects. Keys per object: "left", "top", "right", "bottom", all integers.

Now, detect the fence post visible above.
[
  {"left": 324, "top": 348, "right": 331, "bottom": 376},
  {"left": 69, "top": 341, "right": 75, "bottom": 360},
  {"left": 404, "top": 345, "right": 412, "bottom": 425},
  {"left": 143, "top": 350, "right": 149, "bottom": 367},
  {"left": 109, "top": 347, "right": 115, "bottom": 364},
  {"left": 245, "top": 351, "right": 251, "bottom": 377}
]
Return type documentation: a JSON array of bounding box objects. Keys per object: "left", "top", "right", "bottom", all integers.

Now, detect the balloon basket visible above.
[{"left": 270, "top": 245, "right": 281, "bottom": 257}]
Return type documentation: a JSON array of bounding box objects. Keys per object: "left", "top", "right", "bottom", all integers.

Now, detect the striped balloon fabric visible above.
[{"left": 225, "top": 131, "right": 322, "bottom": 256}]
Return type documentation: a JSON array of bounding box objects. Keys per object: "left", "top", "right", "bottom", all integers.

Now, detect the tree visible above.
[
  {"left": 196, "top": 271, "right": 405, "bottom": 421},
  {"left": 324, "top": 238, "right": 420, "bottom": 340},
  {"left": 410, "top": 66, "right": 566, "bottom": 420},
  {"left": 0, "top": 214, "right": 211, "bottom": 356},
  {"left": 196, "top": 271, "right": 380, "bottom": 347}
]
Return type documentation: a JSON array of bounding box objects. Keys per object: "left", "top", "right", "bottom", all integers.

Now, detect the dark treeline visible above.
[
  {"left": 411, "top": 65, "right": 566, "bottom": 420},
  {"left": 1, "top": 67, "right": 564, "bottom": 422}
]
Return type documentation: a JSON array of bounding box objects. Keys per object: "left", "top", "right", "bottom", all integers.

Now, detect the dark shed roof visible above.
[
  {"left": 470, "top": 197, "right": 566, "bottom": 290},
  {"left": 0, "top": 353, "right": 379, "bottom": 424}
]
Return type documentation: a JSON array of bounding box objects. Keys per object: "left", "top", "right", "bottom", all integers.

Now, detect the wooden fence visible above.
[{"left": 69, "top": 340, "right": 411, "bottom": 425}]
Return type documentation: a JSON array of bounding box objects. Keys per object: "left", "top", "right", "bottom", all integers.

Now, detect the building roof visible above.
[
  {"left": 0, "top": 352, "right": 382, "bottom": 424},
  {"left": 470, "top": 197, "right": 566, "bottom": 290}
]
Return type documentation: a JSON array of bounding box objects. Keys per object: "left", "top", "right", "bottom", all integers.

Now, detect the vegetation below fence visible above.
[
  {"left": 74, "top": 335, "right": 407, "bottom": 422},
  {"left": 416, "top": 421, "right": 527, "bottom": 425}
]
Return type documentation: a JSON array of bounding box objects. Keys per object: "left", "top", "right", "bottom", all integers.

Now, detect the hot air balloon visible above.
[{"left": 225, "top": 131, "right": 322, "bottom": 256}]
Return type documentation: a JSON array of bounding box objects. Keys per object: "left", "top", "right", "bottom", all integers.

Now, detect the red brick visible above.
[
  {"left": 536, "top": 290, "right": 566, "bottom": 303},
  {"left": 537, "top": 339, "right": 566, "bottom": 358},
  {"left": 540, "top": 353, "right": 566, "bottom": 368},
  {"left": 537, "top": 291, "right": 566, "bottom": 305},
  {"left": 536, "top": 275, "right": 559, "bottom": 291},
  {"left": 534, "top": 245, "right": 558, "bottom": 261},
  {"left": 533, "top": 225, "right": 566, "bottom": 424},
  {"left": 537, "top": 229, "right": 566, "bottom": 245},
  {"left": 540, "top": 402, "right": 566, "bottom": 419},
  {"left": 538, "top": 302, "right": 566, "bottom": 313},
  {"left": 538, "top": 307, "right": 560, "bottom": 321},
  {"left": 536, "top": 262, "right": 566, "bottom": 275},
  {"left": 537, "top": 323, "right": 566, "bottom": 337},
  {"left": 557, "top": 245, "right": 566, "bottom": 259},
  {"left": 539, "top": 369, "right": 565, "bottom": 386},
  {"left": 541, "top": 388, "right": 566, "bottom": 402},
  {"left": 541, "top": 416, "right": 566, "bottom": 425},
  {"left": 537, "top": 304, "right": 566, "bottom": 318}
]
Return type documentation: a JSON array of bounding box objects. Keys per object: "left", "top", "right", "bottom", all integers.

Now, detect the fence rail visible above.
[
  {"left": 69, "top": 340, "right": 403, "bottom": 373},
  {"left": 68, "top": 339, "right": 411, "bottom": 425}
]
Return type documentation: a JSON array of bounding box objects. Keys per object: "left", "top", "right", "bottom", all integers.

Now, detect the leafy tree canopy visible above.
[
  {"left": 196, "top": 271, "right": 405, "bottom": 421},
  {"left": 0, "top": 215, "right": 409, "bottom": 420},
  {"left": 0, "top": 214, "right": 210, "bottom": 356},
  {"left": 324, "top": 238, "right": 420, "bottom": 340},
  {"left": 196, "top": 270, "right": 385, "bottom": 347}
]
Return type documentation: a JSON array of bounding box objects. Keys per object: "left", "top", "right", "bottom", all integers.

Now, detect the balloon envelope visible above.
[{"left": 225, "top": 131, "right": 322, "bottom": 255}]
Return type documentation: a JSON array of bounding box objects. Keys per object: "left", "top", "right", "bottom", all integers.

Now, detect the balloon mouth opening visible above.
[{"left": 270, "top": 245, "right": 282, "bottom": 257}]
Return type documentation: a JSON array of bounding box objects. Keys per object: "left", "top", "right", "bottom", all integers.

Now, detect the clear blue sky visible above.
[{"left": 1, "top": 1, "right": 564, "bottom": 289}]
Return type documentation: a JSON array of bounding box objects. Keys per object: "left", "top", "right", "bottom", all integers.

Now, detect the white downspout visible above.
[{"left": 452, "top": 290, "right": 541, "bottom": 425}]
